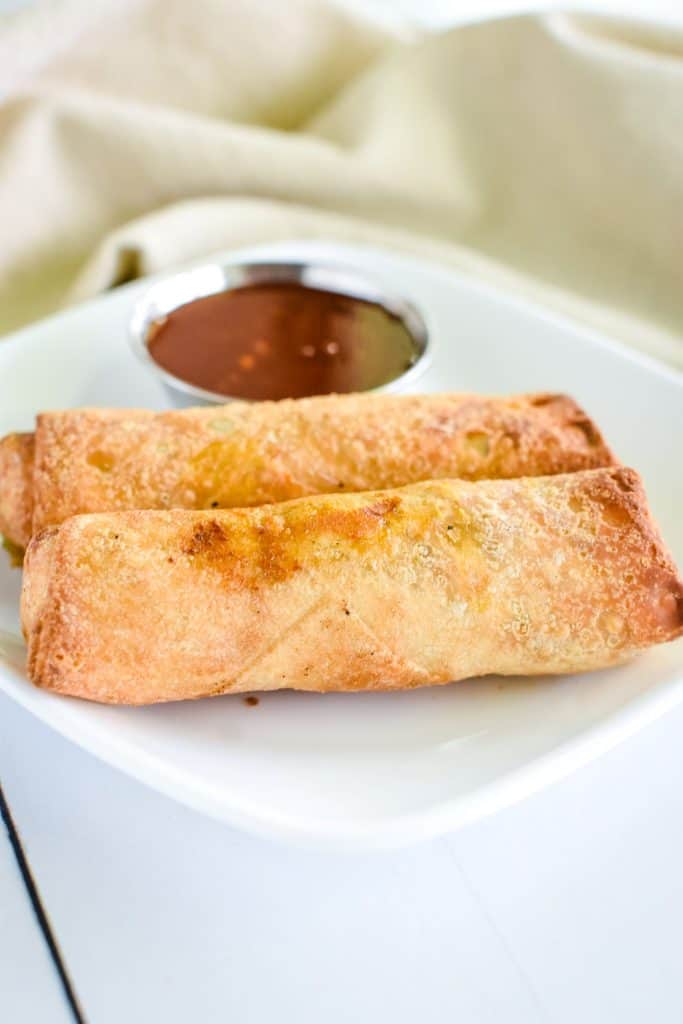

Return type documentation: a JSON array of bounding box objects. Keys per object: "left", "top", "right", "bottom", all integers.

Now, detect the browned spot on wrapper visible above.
[
  {"left": 87, "top": 450, "right": 114, "bottom": 473},
  {"left": 182, "top": 519, "right": 227, "bottom": 557},
  {"left": 313, "top": 496, "right": 400, "bottom": 540}
]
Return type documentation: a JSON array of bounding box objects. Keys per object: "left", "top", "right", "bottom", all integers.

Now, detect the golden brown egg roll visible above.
[
  {"left": 0, "top": 433, "right": 35, "bottom": 556},
  {"left": 1, "top": 391, "right": 613, "bottom": 550},
  {"left": 21, "top": 467, "right": 682, "bottom": 705}
]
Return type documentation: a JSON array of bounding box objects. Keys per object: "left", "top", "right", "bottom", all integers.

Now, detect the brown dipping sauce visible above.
[{"left": 147, "top": 282, "right": 420, "bottom": 401}]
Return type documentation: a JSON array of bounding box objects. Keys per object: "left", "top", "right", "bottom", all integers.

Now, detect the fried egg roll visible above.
[
  {"left": 0, "top": 433, "right": 34, "bottom": 554},
  {"left": 1, "top": 392, "right": 613, "bottom": 550},
  {"left": 22, "top": 468, "right": 682, "bottom": 705}
]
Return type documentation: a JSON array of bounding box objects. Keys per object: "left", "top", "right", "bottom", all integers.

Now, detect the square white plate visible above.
[{"left": 1, "top": 240, "right": 681, "bottom": 849}]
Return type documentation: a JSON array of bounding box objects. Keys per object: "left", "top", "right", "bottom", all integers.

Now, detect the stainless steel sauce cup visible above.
[{"left": 129, "top": 260, "right": 431, "bottom": 407}]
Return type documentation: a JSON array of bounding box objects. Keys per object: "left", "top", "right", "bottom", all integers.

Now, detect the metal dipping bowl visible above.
[{"left": 128, "top": 260, "right": 431, "bottom": 407}]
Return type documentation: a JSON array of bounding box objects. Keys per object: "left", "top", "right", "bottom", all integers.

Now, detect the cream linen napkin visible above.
[{"left": 1, "top": 0, "right": 681, "bottom": 366}]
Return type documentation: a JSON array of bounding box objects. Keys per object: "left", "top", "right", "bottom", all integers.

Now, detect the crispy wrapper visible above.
[
  {"left": 1, "top": 392, "right": 613, "bottom": 550},
  {"left": 21, "top": 468, "right": 682, "bottom": 705},
  {"left": 0, "top": 433, "right": 34, "bottom": 551}
]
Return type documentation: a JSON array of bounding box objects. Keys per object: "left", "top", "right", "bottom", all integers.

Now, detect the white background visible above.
[
  {"left": 348, "top": 0, "right": 683, "bottom": 30},
  {"left": 2, "top": 2, "right": 683, "bottom": 1023}
]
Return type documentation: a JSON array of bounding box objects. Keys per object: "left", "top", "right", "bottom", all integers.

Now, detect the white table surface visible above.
[
  {"left": 0, "top": 792, "right": 73, "bottom": 1024},
  {"left": 2, "top": 1, "right": 683, "bottom": 1022},
  {"left": 3, "top": 686, "right": 683, "bottom": 1023}
]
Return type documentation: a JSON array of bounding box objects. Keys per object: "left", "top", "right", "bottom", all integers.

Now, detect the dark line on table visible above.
[{"left": 0, "top": 781, "right": 86, "bottom": 1023}]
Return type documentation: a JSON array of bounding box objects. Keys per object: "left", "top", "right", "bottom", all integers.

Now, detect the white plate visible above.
[{"left": 1, "top": 241, "right": 682, "bottom": 849}]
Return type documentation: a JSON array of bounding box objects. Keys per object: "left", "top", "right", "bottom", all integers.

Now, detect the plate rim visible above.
[{"left": 1, "top": 663, "right": 682, "bottom": 850}]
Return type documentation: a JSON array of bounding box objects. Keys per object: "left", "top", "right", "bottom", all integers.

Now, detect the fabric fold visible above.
[{"left": 0, "top": 1, "right": 681, "bottom": 365}]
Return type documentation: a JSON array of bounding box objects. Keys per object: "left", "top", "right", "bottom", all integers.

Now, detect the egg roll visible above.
[
  {"left": 1, "top": 391, "right": 613, "bottom": 550},
  {"left": 0, "top": 432, "right": 34, "bottom": 554},
  {"left": 21, "top": 467, "right": 682, "bottom": 705}
]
